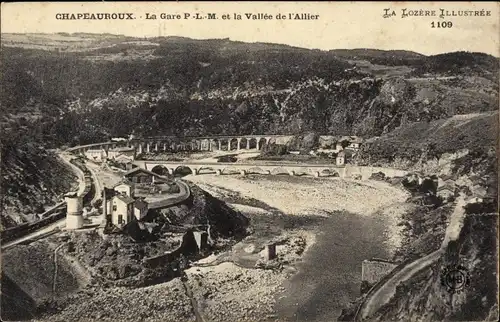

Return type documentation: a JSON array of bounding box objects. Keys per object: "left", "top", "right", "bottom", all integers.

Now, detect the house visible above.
[
  {"left": 113, "top": 181, "right": 134, "bottom": 198},
  {"left": 113, "top": 153, "right": 135, "bottom": 164},
  {"left": 134, "top": 198, "right": 149, "bottom": 221},
  {"left": 347, "top": 137, "right": 363, "bottom": 150},
  {"left": 84, "top": 149, "right": 107, "bottom": 162},
  {"left": 336, "top": 136, "right": 364, "bottom": 151},
  {"left": 108, "top": 146, "right": 136, "bottom": 160},
  {"left": 123, "top": 167, "right": 168, "bottom": 185},
  {"left": 318, "top": 136, "right": 336, "bottom": 149},
  {"left": 437, "top": 184, "right": 455, "bottom": 201},
  {"left": 110, "top": 194, "right": 135, "bottom": 228},
  {"left": 317, "top": 147, "right": 341, "bottom": 155},
  {"left": 336, "top": 151, "right": 345, "bottom": 166}
]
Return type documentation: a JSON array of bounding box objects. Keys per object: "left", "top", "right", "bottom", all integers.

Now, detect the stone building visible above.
[
  {"left": 114, "top": 153, "right": 135, "bottom": 164},
  {"left": 84, "top": 149, "right": 107, "bottom": 162},
  {"left": 336, "top": 150, "right": 345, "bottom": 166},
  {"left": 134, "top": 198, "right": 149, "bottom": 221},
  {"left": 108, "top": 146, "right": 136, "bottom": 160},
  {"left": 437, "top": 184, "right": 455, "bottom": 201},
  {"left": 110, "top": 194, "right": 135, "bottom": 228},
  {"left": 113, "top": 181, "right": 135, "bottom": 198},
  {"left": 124, "top": 167, "right": 167, "bottom": 184},
  {"left": 65, "top": 193, "right": 84, "bottom": 230}
]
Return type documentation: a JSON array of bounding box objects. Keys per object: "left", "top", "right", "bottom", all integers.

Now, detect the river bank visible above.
[{"left": 185, "top": 173, "right": 410, "bottom": 321}]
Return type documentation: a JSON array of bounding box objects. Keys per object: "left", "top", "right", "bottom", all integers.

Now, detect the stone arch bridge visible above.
[
  {"left": 134, "top": 161, "right": 408, "bottom": 180},
  {"left": 66, "top": 135, "right": 295, "bottom": 155}
]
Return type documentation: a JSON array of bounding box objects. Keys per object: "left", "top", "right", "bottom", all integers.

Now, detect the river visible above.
[
  {"left": 275, "top": 210, "right": 391, "bottom": 322},
  {"left": 185, "top": 173, "right": 407, "bottom": 322}
]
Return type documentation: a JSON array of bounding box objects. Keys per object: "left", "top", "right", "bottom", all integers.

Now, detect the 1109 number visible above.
[{"left": 431, "top": 21, "right": 453, "bottom": 28}]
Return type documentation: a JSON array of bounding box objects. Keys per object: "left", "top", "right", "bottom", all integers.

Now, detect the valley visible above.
[{"left": 0, "top": 32, "right": 498, "bottom": 321}]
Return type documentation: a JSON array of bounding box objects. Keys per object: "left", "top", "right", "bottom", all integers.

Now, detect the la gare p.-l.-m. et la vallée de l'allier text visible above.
[{"left": 54, "top": 12, "right": 320, "bottom": 21}]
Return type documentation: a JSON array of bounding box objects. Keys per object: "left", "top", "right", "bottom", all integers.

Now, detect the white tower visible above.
[{"left": 65, "top": 193, "right": 84, "bottom": 230}]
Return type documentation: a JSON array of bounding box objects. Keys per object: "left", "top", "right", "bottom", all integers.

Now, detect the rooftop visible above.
[
  {"left": 111, "top": 146, "right": 135, "bottom": 152},
  {"left": 437, "top": 184, "right": 455, "bottom": 192},
  {"left": 85, "top": 149, "right": 106, "bottom": 153},
  {"left": 114, "top": 153, "right": 134, "bottom": 161},
  {"left": 112, "top": 180, "right": 134, "bottom": 188},
  {"left": 134, "top": 198, "right": 148, "bottom": 209},
  {"left": 124, "top": 167, "right": 161, "bottom": 177},
  {"left": 115, "top": 194, "right": 135, "bottom": 204}
]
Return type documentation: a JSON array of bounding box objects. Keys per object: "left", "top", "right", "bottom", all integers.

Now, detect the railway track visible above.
[{"left": 1, "top": 156, "right": 96, "bottom": 246}]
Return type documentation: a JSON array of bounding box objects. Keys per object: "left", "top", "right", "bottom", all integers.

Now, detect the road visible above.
[
  {"left": 84, "top": 160, "right": 122, "bottom": 190},
  {"left": 146, "top": 179, "right": 191, "bottom": 209},
  {"left": 84, "top": 161, "right": 104, "bottom": 205},
  {"left": 58, "top": 152, "right": 87, "bottom": 196},
  {"left": 359, "top": 249, "right": 443, "bottom": 320},
  {"left": 441, "top": 194, "right": 466, "bottom": 248},
  {"left": 357, "top": 194, "right": 467, "bottom": 320}
]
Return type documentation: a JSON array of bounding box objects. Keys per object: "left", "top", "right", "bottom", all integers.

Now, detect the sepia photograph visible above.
[{"left": 0, "top": 2, "right": 498, "bottom": 321}]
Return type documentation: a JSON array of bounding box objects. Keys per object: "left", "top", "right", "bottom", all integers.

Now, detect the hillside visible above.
[
  {"left": 0, "top": 143, "right": 77, "bottom": 229},
  {"left": 1, "top": 33, "right": 498, "bottom": 147},
  {"left": 357, "top": 111, "right": 498, "bottom": 167},
  {"left": 360, "top": 156, "right": 498, "bottom": 322},
  {"left": 337, "top": 111, "right": 498, "bottom": 321}
]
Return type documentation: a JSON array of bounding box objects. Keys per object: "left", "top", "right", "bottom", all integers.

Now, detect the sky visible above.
[{"left": 1, "top": 2, "right": 499, "bottom": 56}]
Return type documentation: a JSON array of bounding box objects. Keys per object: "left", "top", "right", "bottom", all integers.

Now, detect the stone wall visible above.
[{"left": 142, "top": 230, "right": 207, "bottom": 269}]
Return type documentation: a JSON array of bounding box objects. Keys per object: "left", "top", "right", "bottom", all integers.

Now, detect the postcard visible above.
[{"left": 1, "top": 2, "right": 498, "bottom": 321}]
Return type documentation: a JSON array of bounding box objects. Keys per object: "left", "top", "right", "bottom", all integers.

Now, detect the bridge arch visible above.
[
  {"left": 136, "top": 143, "right": 146, "bottom": 154},
  {"left": 247, "top": 167, "right": 265, "bottom": 174},
  {"left": 320, "top": 169, "right": 340, "bottom": 177},
  {"left": 258, "top": 138, "right": 267, "bottom": 150},
  {"left": 239, "top": 138, "right": 248, "bottom": 150},
  {"left": 219, "top": 139, "right": 229, "bottom": 151},
  {"left": 248, "top": 138, "right": 257, "bottom": 149},
  {"left": 229, "top": 138, "right": 238, "bottom": 151},
  {"left": 197, "top": 167, "right": 217, "bottom": 175},
  {"left": 190, "top": 139, "right": 201, "bottom": 151},
  {"left": 270, "top": 167, "right": 289, "bottom": 175},
  {"left": 173, "top": 166, "right": 195, "bottom": 176},
  {"left": 151, "top": 165, "right": 172, "bottom": 176},
  {"left": 210, "top": 139, "right": 220, "bottom": 151}
]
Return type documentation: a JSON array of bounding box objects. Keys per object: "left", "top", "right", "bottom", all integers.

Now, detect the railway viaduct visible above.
[{"left": 66, "top": 135, "right": 295, "bottom": 154}]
